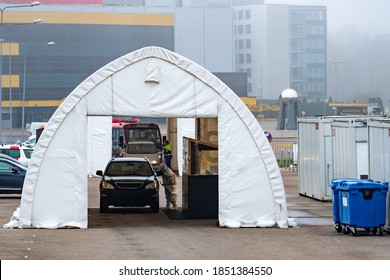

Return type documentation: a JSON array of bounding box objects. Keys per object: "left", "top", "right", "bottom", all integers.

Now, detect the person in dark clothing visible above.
[{"left": 163, "top": 139, "right": 172, "bottom": 169}]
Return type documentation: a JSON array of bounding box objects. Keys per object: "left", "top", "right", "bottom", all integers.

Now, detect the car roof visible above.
[
  {"left": 0, "top": 153, "right": 15, "bottom": 160},
  {"left": 127, "top": 141, "right": 155, "bottom": 145},
  {"left": 0, "top": 144, "right": 33, "bottom": 150},
  {"left": 0, "top": 154, "right": 28, "bottom": 170},
  {"left": 111, "top": 157, "right": 149, "bottom": 162}
]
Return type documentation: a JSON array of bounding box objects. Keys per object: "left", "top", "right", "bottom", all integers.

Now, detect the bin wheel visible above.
[
  {"left": 364, "top": 228, "right": 371, "bottom": 233},
  {"left": 351, "top": 227, "right": 358, "bottom": 236},
  {"left": 342, "top": 226, "right": 350, "bottom": 235},
  {"left": 371, "top": 228, "right": 378, "bottom": 235},
  {"left": 379, "top": 227, "right": 384, "bottom": 236},
  {"left": 335, "top": 224, "right": 342, "bottom": 233}
]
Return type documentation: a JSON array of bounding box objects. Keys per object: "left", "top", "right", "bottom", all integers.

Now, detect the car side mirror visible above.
[
  {"left": 155, "top": 170, "right": 163, "bottom": 176},
  {"left": 96, "top": 170, "right": 103, "bottom": 176}
]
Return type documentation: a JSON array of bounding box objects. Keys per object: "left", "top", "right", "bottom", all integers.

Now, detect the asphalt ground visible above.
[{"left": 0, "top": 170, "right": 390, "bottom": 260}]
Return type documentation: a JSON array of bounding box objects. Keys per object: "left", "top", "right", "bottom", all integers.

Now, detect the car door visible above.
[{"left": 0, "top": 161, "right": 26, "bottom": 193}]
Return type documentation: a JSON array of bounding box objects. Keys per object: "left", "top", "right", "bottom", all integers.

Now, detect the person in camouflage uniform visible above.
[{"left": 159, "top": 163, "right": 178, "bottom": 210}]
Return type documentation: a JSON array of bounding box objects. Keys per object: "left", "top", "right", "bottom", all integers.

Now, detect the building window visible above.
[
  {"left": 247, "top": 68, "right": 252, "bottom": 78},
  {"left": 246, "top": 54, "right": 251, "bottom": 63},
  {"left": 245, "top": 24, "right": 251, "bottom": 34},
  {"left": 238, "top": 10, "right": 244, "bottom": 20},
  {"left": 245, "top": 10, "right": 251, "bottom": 20},
  {"left": 238, "top": 25, "right": 244, "bottom": 35},
  {"left": 3, "top": 113, "right": 10, "bottom": 121},
  {"left": 246, "top": 39, "right": 251, "bottom": 49},
  {"left": 307, "top": 82, "right": 325, "bottom": 92},
  {"left": 238, "top": 39, "right": 244, "bottom": 49},
  {"left": 238, "top": 54, "right": 244, "bottom": 64}
]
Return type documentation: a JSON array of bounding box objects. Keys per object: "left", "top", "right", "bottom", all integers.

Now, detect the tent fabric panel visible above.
[
  {"left": 218, "top": 88, "right": 288, "bottom": 228},
  {"left": 149, "top": 62, "right": 197, "bottom": 117},
  {"left": 19, "top": 100, "right": 88, "bottom": 228},
  {"left": 218, "top": 99, "right": 279, "bottom": 228},
  {"left": 85, "top": 77, "right": 114, "bottom": 116},
  {"left": 226, "top": 92, "right": 288, "bottom": 227},
  {"left": 18, "top": 90, "right": 84, "bottom": 228},
  {"left": 112, "top": 59, "right": 154, "bottom": 116},
  {"left": 190, "top": 79, "right": 219, "bottom": 118},
  {"left": 177, "top": 118, "right": 196, "bottom": 176},
  {"left": 87, "top": 116, "right": 112, "bottom": 176}
]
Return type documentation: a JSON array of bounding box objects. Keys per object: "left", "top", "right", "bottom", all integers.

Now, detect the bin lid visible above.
[
  {"left": 331, "top": 178, "right": 373, "bottom": 189},
  {"left": 336, "top": 181, "right": 389, "bottom": 192}
]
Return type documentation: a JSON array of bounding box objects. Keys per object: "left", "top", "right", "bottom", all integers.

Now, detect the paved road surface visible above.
[{"left": 1, "top": 170, "right": 390, "bottom": 260}]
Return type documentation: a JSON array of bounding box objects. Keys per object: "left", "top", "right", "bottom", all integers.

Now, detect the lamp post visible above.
[
  {"left": 8, "top": 19, "right": 42, "bottom": 141},
  {"left": 0, "top": 1, "right": 41, "bottom": 143},
  {"left": 0, "top": 2, "right": 40, "bottom": 24},
  {"left": 22, "top": 41, "right": 55, "bottom": 136},
  {"left": 260, "top": 64, "right": 266, "bottom": 102},
  {"left": 328, "top": 61, "right": 346, "bottom": 102}
]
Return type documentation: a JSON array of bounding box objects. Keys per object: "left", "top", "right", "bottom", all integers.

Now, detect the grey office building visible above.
[{"left": 0, "top": 0, "right": 326, "bottom": 137}]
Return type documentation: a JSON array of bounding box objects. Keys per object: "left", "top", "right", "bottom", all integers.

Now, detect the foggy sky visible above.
[{"left": 265, "top": 0, "right": 390, "bottom": 35}]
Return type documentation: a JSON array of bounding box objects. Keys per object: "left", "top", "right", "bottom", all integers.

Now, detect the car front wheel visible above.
[
  {"left": 100, "top": 199, "right": 109, "bottom": 213},
  {"left": 150, "top": 197, "right": 159, "bottom": 213}
]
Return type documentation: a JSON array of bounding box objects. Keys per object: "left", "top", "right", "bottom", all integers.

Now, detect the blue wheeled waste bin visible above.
[
  {"left": 336, "top": 180, "right": 388, "bottom": 236},
  {"left": 331, "top": 178, "right": 373, "bottom": 233}
]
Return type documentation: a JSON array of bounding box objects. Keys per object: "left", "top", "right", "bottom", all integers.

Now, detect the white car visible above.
[
  {"left": 124, "top": 141, "right": 163, "bottom": 171},
  {"left": 22, "top": 135, "right": 37, "bottom": 148},
  {"left": 0, "top": 144, "right": 34, "bottom": 166}
]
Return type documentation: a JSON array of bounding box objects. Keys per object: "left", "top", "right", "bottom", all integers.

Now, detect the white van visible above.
[
  {"left": 124, "top": 141, "right": 163, "bottom": 171},
  {"left": 22, "top": 135, "right": 37, "bottom": 148},
  {"left": 27, "top": 122, "right": 47, "bottom": 136}
]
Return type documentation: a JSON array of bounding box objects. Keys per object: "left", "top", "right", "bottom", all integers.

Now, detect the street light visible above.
[
  {"left": 328, "top": 61, "right": 346, "bottom": 102},
  {"left": 33, "top": 18, "right": 42, "bottom": 24},
  {"left": 0, "top": 1, "right": 41, "bottom": 143},
  {"left": 6, "top": 19, "right": 42, "bottom": 141},
  {"left": 22, "top": 41, "right": 55, "bottom": 136},
  {"left": 0, "top": 2, "right": 40, "bottom": 24},
  {"left": 2, "top": 19, "right": 42, "bottom": 141}
]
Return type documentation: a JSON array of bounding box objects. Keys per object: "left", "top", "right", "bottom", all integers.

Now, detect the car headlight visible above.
[
  {"left": 101, "top": 181, "right": 114, "bottom": 190},
  {"left": 150, "top": 160, "right": 158, "bottom": 165},
  {"left": 145, "top": 181, "right": 158, "bottom": 189}
]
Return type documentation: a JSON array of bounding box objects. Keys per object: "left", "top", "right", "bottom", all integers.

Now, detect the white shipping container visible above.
[
  {"left": 331, "top": 118, "right": 369, "bottom": 180},
  {"left": 298, "top": 117, "right": 333, "bottom": 201},
  {"left": 368, "top": 118, "right": 390, "bottom": 232}
]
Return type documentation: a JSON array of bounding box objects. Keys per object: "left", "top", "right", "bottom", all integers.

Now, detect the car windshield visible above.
[
  {"left": 22, "top": 149, "right": 34, "bottom": 159},
  {"left": 126, "top": 143, "right": 157, "bottom": 154},
  {"left": 106, "top": 161, "right": 153, "bottom": 176},
  {"left": 25, "top": 137, "right": 36, "bottom": 145}
]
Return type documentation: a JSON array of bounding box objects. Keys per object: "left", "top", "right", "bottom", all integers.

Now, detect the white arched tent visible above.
[{"left": 15, "top": 46, "right": 289, "bottom": 229}]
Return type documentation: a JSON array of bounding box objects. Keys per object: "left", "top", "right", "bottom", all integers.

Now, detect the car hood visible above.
[{"left": 104, "top": 175, "right": 156, "bottom": 181}]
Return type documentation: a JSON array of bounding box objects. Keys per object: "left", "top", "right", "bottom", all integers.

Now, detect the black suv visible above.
[{"left": 96, "top": 157, "right": 160, "bottom": 213}]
